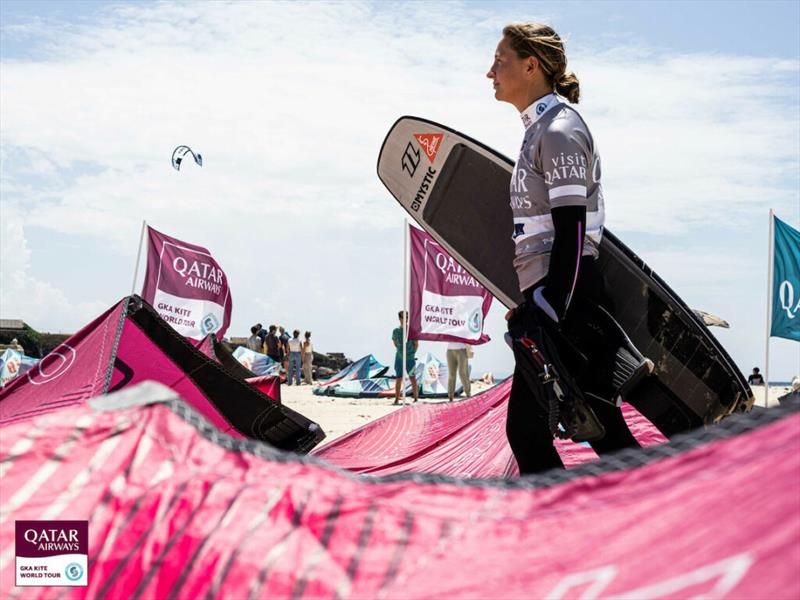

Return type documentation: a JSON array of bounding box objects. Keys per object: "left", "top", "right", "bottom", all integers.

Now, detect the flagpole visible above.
[
  {"left": 764, "top": 209, "right": 774, "bottom": 406},
  {"left": 402, "top": 218, "right": 409, "bottom": 404},
  {"left": 130, "top": 220, "right": 147, "bottom": 296}
]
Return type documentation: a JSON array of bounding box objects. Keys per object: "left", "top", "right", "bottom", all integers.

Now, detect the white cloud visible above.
[
  {"left": 0, "top": 1, "right": 798, "bottom": 377},
  {"left": 0, "top": 206, "right": 107, "bottom": 329}
]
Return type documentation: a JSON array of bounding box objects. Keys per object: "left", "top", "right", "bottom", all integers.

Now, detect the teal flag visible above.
[{"left": 771, "top": 216, "right": 800, "bottom": 341}]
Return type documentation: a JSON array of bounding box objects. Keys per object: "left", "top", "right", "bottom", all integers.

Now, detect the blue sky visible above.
[
  {"left": 5, "top": 1, "right": 799, "bottom": 58},
  {"left": 1, "top": 0, "right": 798, "bottom": 380}
]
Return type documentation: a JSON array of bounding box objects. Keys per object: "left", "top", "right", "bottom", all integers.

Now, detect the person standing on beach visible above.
[
  {"left": 286, "top": 330, "right": 303, "bottom": 385},
  {"left": 278, "top": 326, "right": 290, "bottom": 373},
  {"left": 265, "top": 325, "right": 281, "bottom": 363},
  {"left": 302, "top": 331, "right": 314, "bottom": 385},
  {"left": 246, "top": 325, "right": 263, "bottom": 352},
  {"left": 392, "top": 311, "right": 418, "bottom": 404},
  {"left": 747, "top": 367, "right": 765, "bottom": 385},
  {"left": 256, "top": 323, "right": 267, "bottom": 348},
  {"left": 446, "top": 342, "right": 471, "bottom": 401},
  {"left": 488, "top": 23, "right": 639, "bottom": 474}
]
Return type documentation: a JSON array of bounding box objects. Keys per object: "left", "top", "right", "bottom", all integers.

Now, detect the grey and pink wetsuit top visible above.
[{"left": 510, "top": 93, "right": 605, "bottom": 292}]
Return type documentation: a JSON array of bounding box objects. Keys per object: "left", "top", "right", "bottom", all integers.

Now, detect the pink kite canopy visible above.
[
  {"left": 314, "top": 378, "right": 667, "bottom": 476},
  {"left": 0, "top": 296, "right": 320, "bottom": 451},
  {"left": 0, "top": 386, "right": 797, "bottom": 599}
]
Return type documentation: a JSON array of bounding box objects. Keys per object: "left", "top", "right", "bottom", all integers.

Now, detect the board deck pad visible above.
[{"left": 378, "top": 116, "right": 753, "bottom": 433}]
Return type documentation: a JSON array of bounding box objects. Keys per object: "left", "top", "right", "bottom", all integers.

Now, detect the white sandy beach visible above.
[
  {"left": 281, "top": 381, "right": 789, "bottom": 446},
  {"left": 750, "top": 384, "right": 794, "bottom": 408}
]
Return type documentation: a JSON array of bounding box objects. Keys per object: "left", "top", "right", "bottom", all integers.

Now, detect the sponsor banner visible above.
[
  {"left": 141, "top": 226, "right": 232, "bottom": 340},
  {"left": 408, "top": 226, "right": 492, "bottom": 344},
  {"left": 16, "top": 520, "right": 88, "bottom": 587},
  {"left": 771, "top": 216, "right": 800, "bottom": 341}
]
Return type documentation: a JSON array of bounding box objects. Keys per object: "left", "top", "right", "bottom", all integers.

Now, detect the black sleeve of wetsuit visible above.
[{"left": 543, "top": 204, "right": 587, "bottom": 320}]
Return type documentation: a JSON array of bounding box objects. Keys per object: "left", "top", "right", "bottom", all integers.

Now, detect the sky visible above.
[{"left": 1, "top": 0, "right": 799, "bottom": 381}]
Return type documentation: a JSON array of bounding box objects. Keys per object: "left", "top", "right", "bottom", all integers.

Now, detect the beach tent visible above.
[
  {"left": 313, "top": 377, "right": 397, "bottom": 398},
  {"left": 314, "top": 354, "right": 388, "bottom": 392},
  {"left": 313, "top": 378, "right": 667, "bottom": 476},
  {"left": 0, "top": 295, "right": 322, "bottom": 451},
  {"left": 0, "top": 381, "right": 796, "bottom": 599},
  {"left": 0, "top": 348, "right": 38, "bottom": 388},
  {"left": 313, "top": 353, "right": 463, "bottom": 399},
  {"left": 232, "top": 346, "right": 281, "bottom": 377}
]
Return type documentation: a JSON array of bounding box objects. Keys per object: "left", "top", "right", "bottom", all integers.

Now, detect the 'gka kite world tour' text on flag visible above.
[
  {"left": 408, "top": 226, "right": 492, "bottom": 344},
  {"left": 771, "top": 215, "right": 800, "bottom": 342},
  {"left": 141, "top": 226, "right": 232, "bottom": 340}
]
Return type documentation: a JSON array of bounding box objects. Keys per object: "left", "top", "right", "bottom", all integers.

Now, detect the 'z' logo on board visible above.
[
  {"left": 414, "top": 133, "right": 443, "bottom": 164},
  {"left": 401, "top": 142, "right": 421, "bottom": 177}
]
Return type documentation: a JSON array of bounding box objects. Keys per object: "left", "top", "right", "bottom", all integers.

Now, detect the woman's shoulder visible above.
[
  {"left": 541, "top": 104, "right": 593, "bottom": 149},
  {"left": 545, "top": 103, "right": 587, "bottom": 132}
]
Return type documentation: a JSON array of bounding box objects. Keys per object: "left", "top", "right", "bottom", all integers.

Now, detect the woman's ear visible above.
[{"left": 526, "top": 56, "right": 538, "bottom": 75}]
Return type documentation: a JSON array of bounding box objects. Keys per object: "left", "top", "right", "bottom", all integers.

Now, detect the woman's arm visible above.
[
  {"left": 536, "top": 126, "right": 591, "bottom": 321},
  {"left": 542, "top": 204, "right": 586, "bottom": 320}
]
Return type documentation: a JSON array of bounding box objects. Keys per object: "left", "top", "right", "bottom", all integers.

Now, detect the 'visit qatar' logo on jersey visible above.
[{"left": 413, "top": 133, "right": 443, "bottom": 164}]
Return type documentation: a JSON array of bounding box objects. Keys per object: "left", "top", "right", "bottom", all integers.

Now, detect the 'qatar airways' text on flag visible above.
[
  {"left": 408, "top": 226, "right": 492, "bottom": 344},
  {"left": 141, "top": 226, "right": 232, "bottom": 340}
]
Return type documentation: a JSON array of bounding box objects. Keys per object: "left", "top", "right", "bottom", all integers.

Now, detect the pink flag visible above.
[
  {"left": 141, "top": 226, "right": 232, "bottom": 340},
  {"left": 409, "top": 226, "right": 492, "bottom": 344}
]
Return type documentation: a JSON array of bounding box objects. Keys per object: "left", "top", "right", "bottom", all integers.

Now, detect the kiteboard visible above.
[{"left": 377, "top": 117, "right": 753, "bottom": 435}]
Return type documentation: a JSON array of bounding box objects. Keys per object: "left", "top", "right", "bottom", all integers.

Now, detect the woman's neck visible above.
[{"left": 515, "top": 83, "right": 554, "bottom": 113}]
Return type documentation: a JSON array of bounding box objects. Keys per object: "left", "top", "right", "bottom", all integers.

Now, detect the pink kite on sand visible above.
[
  {"left": 0, "top": 296, "right": 320, "bottom": 450},
  {"left": 0, "top": 383, "right": 797, "bottom": 599},
  {"left": 314, "top": 378, "right": 666, "bottom": 476}
]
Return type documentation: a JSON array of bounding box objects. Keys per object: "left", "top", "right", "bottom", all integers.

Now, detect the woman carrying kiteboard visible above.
[{"left": 487, "top": 23, "right": 647, "bottom": 474}]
